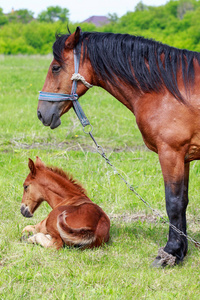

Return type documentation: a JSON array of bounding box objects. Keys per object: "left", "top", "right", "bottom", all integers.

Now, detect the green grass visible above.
[{"left": 0, "top": 55, "right": 200, "bottom": 299}]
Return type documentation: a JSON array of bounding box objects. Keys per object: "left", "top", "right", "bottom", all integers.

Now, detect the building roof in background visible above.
[{"left": 82, "top": 15, "right": 110, "bottom": 27}]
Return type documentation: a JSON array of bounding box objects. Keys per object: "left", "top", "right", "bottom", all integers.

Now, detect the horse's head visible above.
[
  {"left": 21, "top": 157, "right": 45, "bottom": 218},
  {"left": 37, "top": 26, "right": 93, "bottom": 129}
]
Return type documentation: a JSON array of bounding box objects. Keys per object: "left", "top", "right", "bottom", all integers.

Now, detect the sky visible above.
[{"left": 0, "top": 0, "right": 168, "bottom": 23}]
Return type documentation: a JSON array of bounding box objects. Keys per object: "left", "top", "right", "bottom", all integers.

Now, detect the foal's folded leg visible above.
[
  {"left": 28, "top": 233, "right": 63, "bottom": 249},
  {"left": 22, "top": 217, "right": 48, "bottom": 237},
  {"left": 22, "top": 225, "right": 37, "bottom": 235},
  {"left": 28, "top": 233, "right": 52, "bottom": 247}
]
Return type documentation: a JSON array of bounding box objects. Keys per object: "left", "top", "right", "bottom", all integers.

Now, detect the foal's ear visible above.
[
  {"left": 35, "top": 156, "right": 45, "bottom": 168},
  {"left": 65, "top": 26, "right": 82, "bottom": 49},
  {"left": 28, "top": 158, "right": 36, "bottom": 177}
]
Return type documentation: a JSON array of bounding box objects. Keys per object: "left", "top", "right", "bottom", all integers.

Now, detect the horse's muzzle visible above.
[
  {"left": 37, "top": 110, "right": 61, "bottom": 129},
  {"left": 37, "top": 101, "right": 62, "bottom": 129},
  {"left": 21, "top": 204, "right": 33, "bottom": 218}
]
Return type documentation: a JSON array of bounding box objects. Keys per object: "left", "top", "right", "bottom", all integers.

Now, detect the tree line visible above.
[{"left": 0, "top": 0, "right": 199, "bottom": 55}]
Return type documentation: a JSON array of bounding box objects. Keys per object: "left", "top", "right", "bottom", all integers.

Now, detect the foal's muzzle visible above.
[{"left": 21, "top": 204, "right": 33, "bottom": 218}]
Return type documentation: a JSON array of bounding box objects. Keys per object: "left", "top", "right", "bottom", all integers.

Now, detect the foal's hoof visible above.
[
  {"left": 20, "top": 231, "right": 34, "bottom": 243},
  {"left": 28, "top": 235, "right": 37, "bottom": 244},
  {"left": 21, "top": 234, "right": 37, "bottom": 245}
]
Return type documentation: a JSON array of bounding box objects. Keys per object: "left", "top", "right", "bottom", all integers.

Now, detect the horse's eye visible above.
[
  {"left": 24, "top": 185, "right": 29, "bottom": 191},
  {"left": 52, "top": 65, "right": 61, "bottom": 73}
]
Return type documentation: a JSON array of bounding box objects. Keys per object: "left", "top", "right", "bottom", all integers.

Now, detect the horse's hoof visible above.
[
  {"left": 151, "top": 256, "right": 166, "bottom": 268},
  {"left": 151, "top": 247, "right": 177, "bottom": 268}
]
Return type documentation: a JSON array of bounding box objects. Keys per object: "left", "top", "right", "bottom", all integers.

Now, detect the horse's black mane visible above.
[{"left": 53, "top": 31, "right": 200, "bottom": 102}]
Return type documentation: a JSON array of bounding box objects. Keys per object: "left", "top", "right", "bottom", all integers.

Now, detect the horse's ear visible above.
[
  {"left": 65, "top": 26, "right": 82, "bottom": 49},
  {"left": 35, "top": 156, "right": 45, "bottom": 168},
  {"left": 28, "top": 158, "right": 36, "bottom": 177},
  {"left": 74, "top": 26, "right": 82, "bottom": 43}
]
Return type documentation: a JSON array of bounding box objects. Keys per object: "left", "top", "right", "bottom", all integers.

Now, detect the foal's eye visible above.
[
  {"left": 24, "top": 185, "right": 29, "bottom": 191},
  {"left": 52, "top": 65, "right": 61, "bottom": 73}
]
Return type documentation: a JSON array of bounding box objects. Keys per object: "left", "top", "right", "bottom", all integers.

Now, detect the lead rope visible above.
[{"left": 83, "top": 128, "right": 200, "bottom": 250}]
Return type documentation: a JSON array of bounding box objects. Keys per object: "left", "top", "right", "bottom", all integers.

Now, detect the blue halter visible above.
[{"left": 38, "top": 43, "right": 90, "bottom": 127}]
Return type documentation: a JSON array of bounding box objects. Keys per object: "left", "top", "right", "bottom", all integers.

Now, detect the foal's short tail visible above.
[
  {"left": 57, "top": 210, "right": 110, "bottom": 248},
  {"left": 57, "top": 211, "right": 96, "bottom": 248}
]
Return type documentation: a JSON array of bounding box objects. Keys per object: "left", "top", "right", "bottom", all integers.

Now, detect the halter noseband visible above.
[{"left": 38, "top": 42, "right": 92, "bottom": 127}]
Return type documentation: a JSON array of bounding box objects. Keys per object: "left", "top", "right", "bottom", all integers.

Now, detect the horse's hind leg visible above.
[
  {"left": 155, "top": 148, "right": 189, "bottom": 266},
  {"left": 28, "top": 233, "right": 63, "bottom": 249},
  {"left": 28, "top": 233, "right": 52, "bottom": 247}
]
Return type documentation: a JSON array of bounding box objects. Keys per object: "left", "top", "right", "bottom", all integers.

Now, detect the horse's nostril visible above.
[{"left": 37, "top": 110, "right": 42, "bottom": 121}]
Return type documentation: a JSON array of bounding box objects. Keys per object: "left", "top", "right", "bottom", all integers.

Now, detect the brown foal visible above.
[{"left": 21, "top": 157, "right": 110, "bottom": 250}]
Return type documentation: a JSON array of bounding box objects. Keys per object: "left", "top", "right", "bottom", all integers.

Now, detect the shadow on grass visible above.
[
  {"left": 110, "top": 219, "right": 167, "bottom": 245},
  {"left": 109, "top": 218, "right": 200, "bottom": 257}
]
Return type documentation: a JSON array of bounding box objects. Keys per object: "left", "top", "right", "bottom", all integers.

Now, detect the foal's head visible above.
[
  {"left": 21, "top": 156, "right": 87, "bottom": 218},
  {"left": 21, "top": 157, "right": 46, "bottom": 218}
]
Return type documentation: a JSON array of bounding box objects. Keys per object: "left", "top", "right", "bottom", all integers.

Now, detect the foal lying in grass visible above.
[{"left": 21, "top": 157, "right": 110, "bottom": 249}]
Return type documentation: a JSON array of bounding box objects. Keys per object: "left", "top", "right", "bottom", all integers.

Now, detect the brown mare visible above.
[
  {"left": 21, "top": 157, "right": 110, "bottom": 249},
  {"left": 37, "top": 27, "right": 200, "bottom": 265}
]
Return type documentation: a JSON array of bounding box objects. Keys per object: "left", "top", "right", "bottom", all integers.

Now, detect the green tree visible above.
[
  {"left": 8, "top": 9, "right": 34, "bottom": 23},
  {"left": 135, "top": 1, "right": 149, "bottom": 11},
  {"left": 177, "top": 0, "right": 194, "bottom": 19},
  {"left": 38, "top": 6, "right": 69, "bottom": 23},
  {"left": 0, "top": 8, "right": 8, "bottom": 25},
  {"left": 108, "top": 13, "right": 119, "bottom": 23},
  {"left": 17, "top": 9, "right": 34, "bottom": 23}
]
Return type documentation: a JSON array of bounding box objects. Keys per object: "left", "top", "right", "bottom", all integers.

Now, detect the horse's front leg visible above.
[
  {"left": 155, "top": 148, "right": 189, "bottom": 266},
  {"left": 22, "top": 218, "right": 48, "bottom": 238},
  {"left": 21, "top": 217, "right": 64, "bottom": 249}
]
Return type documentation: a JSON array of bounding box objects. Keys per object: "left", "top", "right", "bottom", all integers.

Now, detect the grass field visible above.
[{"left": 0, "top": 55, "right": 200, "bottom": 299}]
